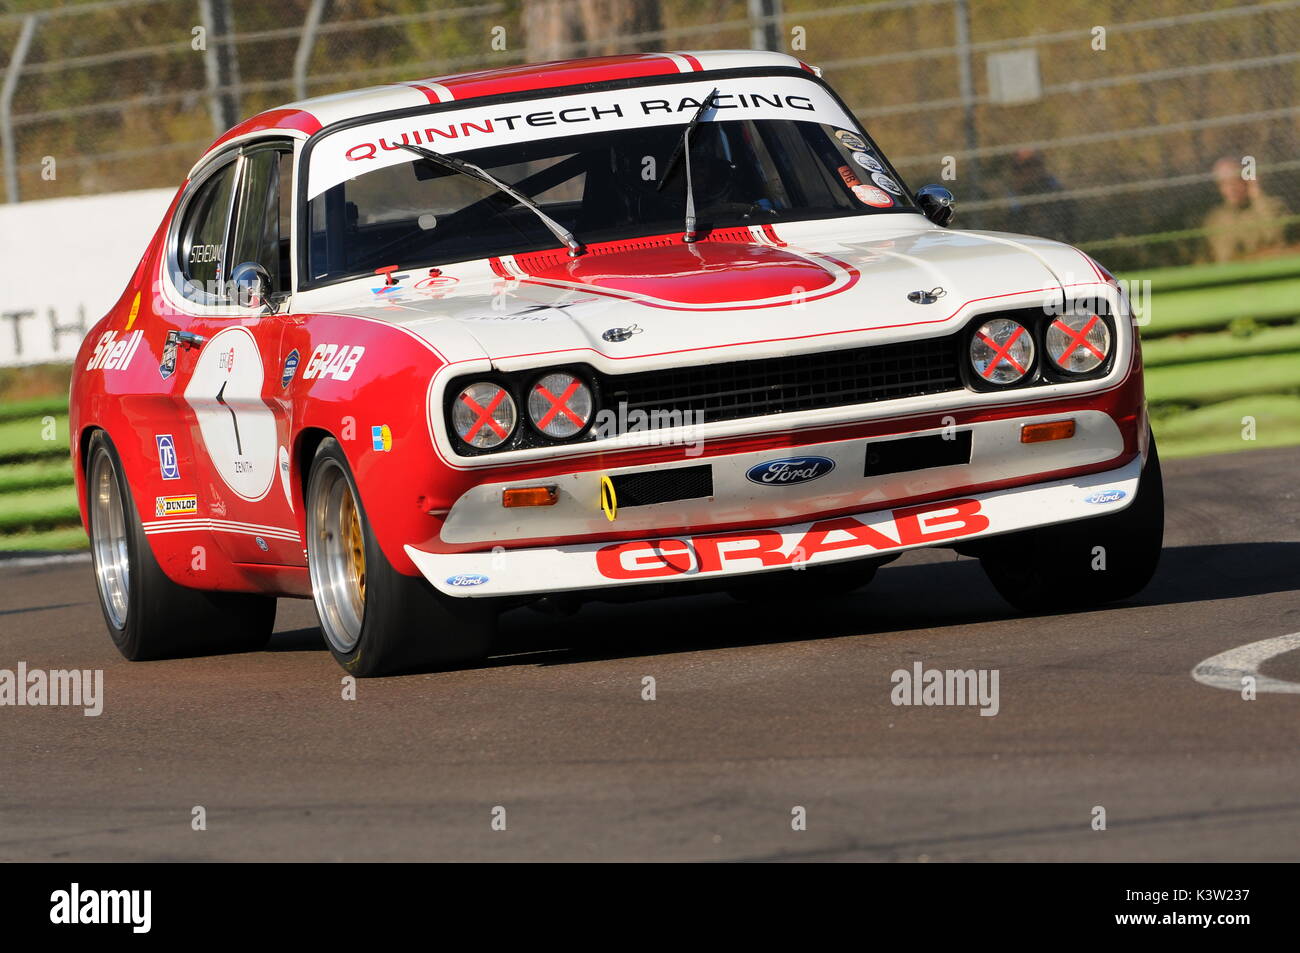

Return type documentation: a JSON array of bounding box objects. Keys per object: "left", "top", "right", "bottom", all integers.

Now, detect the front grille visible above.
[
  {"left": 599, "top": 333, "right": 962, "bottom": 428},
  {"left": 609, "top": 464, "right": 713, "bottom": 507}
]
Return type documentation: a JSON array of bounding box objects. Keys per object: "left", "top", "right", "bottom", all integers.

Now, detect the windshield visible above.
[{"left": 304, "top": 78, "right": 911, "bottom": 285}]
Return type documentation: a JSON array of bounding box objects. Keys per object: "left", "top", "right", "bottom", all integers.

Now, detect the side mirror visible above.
[
  {"left": 229, "top": 261, "right": 272, "bottom": 311},
  {"left": 915, "top": 185, "right": 956, "bottom": 227}
]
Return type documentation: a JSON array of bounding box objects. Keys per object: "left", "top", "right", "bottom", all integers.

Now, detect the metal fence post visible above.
[
  {"left": 953, "top": 0, "right": 981, "bottom": 212},
  {"left": 198, "top": 0, "right": 241, "bottom": 134},
  {"left": 748, "top": 0, "right": 782, "bottom": 53},
  {"left": 294, "top": 0, "right": 330, "bottom": 102},
  {"left": 1, "top": 14, "right": 38, "bottom": 204}
]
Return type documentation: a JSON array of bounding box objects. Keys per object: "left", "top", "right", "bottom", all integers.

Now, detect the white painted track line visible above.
[{"left": 1192, "top": 632, "right": 1300, "bottom": 694}]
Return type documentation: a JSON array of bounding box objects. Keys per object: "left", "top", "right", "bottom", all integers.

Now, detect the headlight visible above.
[
  {"left": 970, "top": 318, "right": 1034, "bottom": 384},
  {"left": 1047, "top": 310, "right": 1111, "bottom": 373},
  {"left": 527, "top": 371, "right": 593, "bottom": 439},
  {"left": 452, "top": 382, "right": 516, "bottom": 448}
]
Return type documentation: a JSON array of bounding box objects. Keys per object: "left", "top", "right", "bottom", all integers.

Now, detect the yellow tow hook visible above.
[{"left": 599, "top": 474, "right": 617, "bottom": 522}]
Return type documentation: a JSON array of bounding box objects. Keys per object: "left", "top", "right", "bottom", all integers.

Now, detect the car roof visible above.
[{"left": 199, "top": 50, "right": 814, "bottom": 163}]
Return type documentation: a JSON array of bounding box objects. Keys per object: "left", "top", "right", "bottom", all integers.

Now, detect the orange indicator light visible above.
[
  {"left": 1020, "top": 419, "right": 1076, "bottom": 443},
  {"left": 502, "top": 485, "right": 559, "bottom": 508}
]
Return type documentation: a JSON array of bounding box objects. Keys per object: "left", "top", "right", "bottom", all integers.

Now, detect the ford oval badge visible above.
[
  {"left": 746, "top": 456, "right": 836, "bottom": 486},
  {"left": 1084, "top": 489, "right": 1126, "bottom": 505},
  {"left": 446, "top": 573, "right": 489, "bottom": 587}
]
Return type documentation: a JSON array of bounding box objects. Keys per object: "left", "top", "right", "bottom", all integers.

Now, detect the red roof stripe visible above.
[
  {"left": 205, "top": 107, "right": 322, "bottom": 153},
  {"left": 411, "top": 53, "right": 685, "bottom": 100},
  {"left": 404, "top": 81, "right": 451, "bottom": 104}
]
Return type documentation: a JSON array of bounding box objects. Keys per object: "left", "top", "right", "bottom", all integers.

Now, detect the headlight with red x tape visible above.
[
  {"left": 969, "top": 317, "right": 1035, "bottom": 385},
  {"left": 452, "top": 381, "right": 517, "bottom": 449},
  {"left": 1046, "top": 309, "right": 1112, "bottom": 374},
  {"left": 527, "top": 372, "right": 594, "bottom": 439}
]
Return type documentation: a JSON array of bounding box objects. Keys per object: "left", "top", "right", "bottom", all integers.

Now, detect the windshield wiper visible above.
[
  {"left": 656, "top": 87, "right": 719, "bottom": 244},
  {"left": 397, "top": 142, "right": 583, "bottom": 257}
]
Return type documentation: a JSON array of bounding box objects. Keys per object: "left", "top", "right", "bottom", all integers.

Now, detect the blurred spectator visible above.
[
  {"left": 1004, "top": 148, "right": 1077, "bottom": 242},
  {"left": 1204, "top": 156, "right": 1286, "bottom": 262}
]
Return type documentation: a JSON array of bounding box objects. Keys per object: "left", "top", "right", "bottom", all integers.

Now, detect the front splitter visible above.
[{"left": 406, "top": 454, "right": 1143, "bottom": 598}]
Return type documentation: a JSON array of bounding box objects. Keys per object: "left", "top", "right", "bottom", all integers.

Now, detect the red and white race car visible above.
[{"left": 71, "top": 50, "right": 1162, "bottom": 675}]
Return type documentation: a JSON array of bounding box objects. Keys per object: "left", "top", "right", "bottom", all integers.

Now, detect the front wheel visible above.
[
  {"left": 978, "top": 440, "right": 1164, "bottom": 612},
  {"left": 305, "top": 438, "right": 495, "bottom": 676}
]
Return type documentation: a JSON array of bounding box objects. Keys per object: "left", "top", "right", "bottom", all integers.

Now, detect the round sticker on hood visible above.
[
  {"left": 872, "top": 171, "right": 903, "bottom": 195},
  {"left": 853, "top": 185, "right": 894, "bottom": 208},
  {"left": 834, "top": 129, "right": 867, "bottom": 151},
  {"left": 852, "top": 151, "right": 883, "bottom": 172}
]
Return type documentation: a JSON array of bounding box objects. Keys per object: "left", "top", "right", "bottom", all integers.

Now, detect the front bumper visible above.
[{"left": 406, "top": 452, "right": 1142, "bottom": 598}]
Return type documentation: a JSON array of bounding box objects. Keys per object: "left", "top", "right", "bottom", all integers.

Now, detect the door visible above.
[{"left": 171, "top": 142, "right": 301, "bottom": 566}]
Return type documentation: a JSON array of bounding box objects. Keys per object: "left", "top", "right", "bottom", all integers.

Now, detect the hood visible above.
[{"left": 297, "top": 214, "right": 1088, "bottom": 372}]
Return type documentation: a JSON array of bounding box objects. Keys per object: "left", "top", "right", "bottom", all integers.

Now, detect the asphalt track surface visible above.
[{"left": 1, "top": 446, "right": 1297, "bottom": 862}]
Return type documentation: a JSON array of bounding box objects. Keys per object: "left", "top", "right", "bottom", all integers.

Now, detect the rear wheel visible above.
[
  {"left": 306, "top": 438, "right": 494, "bottom": 676},
  {"left": 978, "top": 440, "right": 1164, "bottom": 612},
  {"left": 86, "top": 431, "right": 275, "bottom": 660}
]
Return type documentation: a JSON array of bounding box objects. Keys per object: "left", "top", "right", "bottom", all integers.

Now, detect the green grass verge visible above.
[
  {"left": 1142, "top": 324, "right": 1300, "bottom": 367},
  {"left": 0, "top": 415, "right": 70, "bottom": 463},
  {"left": 1151, "top": 394, "right": 1300, "bottom": 459},
  {"left": 1145, "top": 352, "right": 1300, "bottom": 406},
  {"left": 0, "top": 525, "right": 88, "bottom": 552},
  {"left": 0, "top": 458, "right": 75, "bottom": 493},
  {"left": 0, "top": 484, "right": 80, "bottom": 533},
  {"left": 0, "top": 395, "right": 68, "bottom": 423},
  {"left": 1120, "top": 254, "right": 1300, "bottom": 294},
  {"left": 1139, "top": 277, "right": 1300, "bottom": 338}
]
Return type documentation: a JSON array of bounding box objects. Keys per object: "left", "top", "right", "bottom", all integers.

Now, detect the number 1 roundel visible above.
[{"left": 182, "top": 326, "right": 278, "bottom": 502}]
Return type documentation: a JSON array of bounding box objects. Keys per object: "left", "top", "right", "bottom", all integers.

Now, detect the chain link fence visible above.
[{"left": 1, "top": 0, "right": 1297, "bottom": 269}]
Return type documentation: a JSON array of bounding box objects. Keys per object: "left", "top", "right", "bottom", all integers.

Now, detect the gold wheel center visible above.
[{"left": 340, "top": 491, "right": 366, "bottom": 602}]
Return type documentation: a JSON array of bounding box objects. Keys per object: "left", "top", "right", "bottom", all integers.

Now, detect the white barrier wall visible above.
[{"left": 0, "top": 188, "right": 175, "bottom": 367}]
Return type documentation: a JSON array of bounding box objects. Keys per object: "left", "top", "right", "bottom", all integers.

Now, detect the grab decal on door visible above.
[{"left": 182, "top": 326, "right": 278, "bottom": 502}]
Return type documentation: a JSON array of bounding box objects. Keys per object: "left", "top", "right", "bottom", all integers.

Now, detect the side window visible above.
[
  {"left": 231, "top": 148, "right": 293, "bottom": 295},
  {"left": 178, "top": 162, "right": 237, "bottom": 297}
]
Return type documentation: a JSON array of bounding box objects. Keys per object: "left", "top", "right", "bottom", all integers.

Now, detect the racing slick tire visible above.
[
  {"left": 977, "top": 439, "right": 1164, "bottom": 613},
  {"left": 85, "top": 431, "right": 276, "bottom": 661},
  {"left": 305, "top": 437, "right": 495, "bottom": 677}
]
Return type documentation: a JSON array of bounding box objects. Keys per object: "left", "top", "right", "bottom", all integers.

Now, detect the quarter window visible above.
[
  {"left": 178, "top": 162, "right": 236, "bottom": 297},
  {"left": 231, "top": 148, "right": 293, "bottom": 295}
]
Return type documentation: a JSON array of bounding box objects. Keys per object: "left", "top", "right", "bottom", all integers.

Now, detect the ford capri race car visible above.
[{"left": 71, "top": 50, "right": 1163, "bottom": 676}]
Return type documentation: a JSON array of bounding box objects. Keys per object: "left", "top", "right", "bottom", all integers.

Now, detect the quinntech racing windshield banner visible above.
[{"left": 306, "top": 76, "right": 858, "bottom": 199}]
